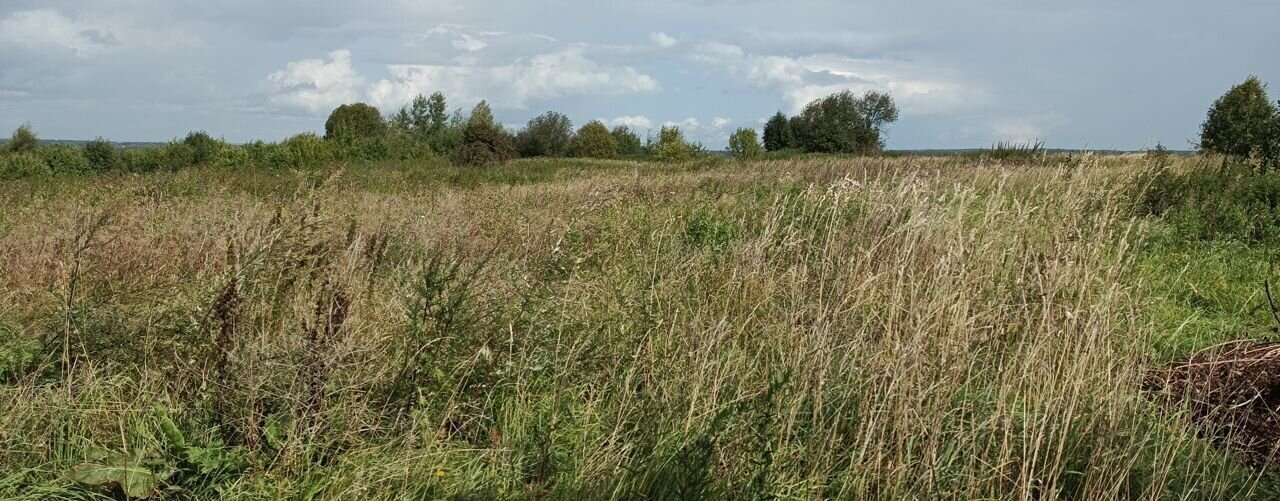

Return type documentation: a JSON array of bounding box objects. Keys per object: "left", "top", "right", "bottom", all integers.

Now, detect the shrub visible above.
[
  {"left": 728, "top": 128, "right": 761, "bottom": 159},
  {"left": 1200, "top": 76, "right": 1279, "bottom": 166},
  {"left": 791, "top": 90, "right": 898, "bottom": 154},
  {"left": 517, "top": 111, "right": 573, "bottom": 157},
  {"left": 273, "top": 133, "right": 334, "bottom": 168},
  {"left": 84, "top": 138, "right": 120, "bottom": 172},
  {"left": 569, "top": 121, "right": 617, "bottom": 159},
  {"left": 121, "top": 147, "right": 166, "bottom": 173},
  {"left": 655, "top": 125, "right": 697, "bottom": 162},
  {"left": 1140, "top": 159, "right": 1280, "bottom": 242},
  {"left": 182, "top": 131, "right": 225, "bottom": 165},
  {"left": 452, "top": 101, "right": 516, "bottom": 167},
  {"left": 762, "top": 112, "right": 794, "bottom": 151},
  {"left": 38, "top": 144, "right": 90, "bottom": 174},
  {"left": 0, "top": 152, "right": 50, "bottom": 179},
  {"left": 612, "top": 126, "right": 643, "bottom": 156},
  {"left": 6, "top": 124, "right": 38, "bottom": 153},
  {"left": 325, "top": 103, "right": 387, "bottom": 142}
]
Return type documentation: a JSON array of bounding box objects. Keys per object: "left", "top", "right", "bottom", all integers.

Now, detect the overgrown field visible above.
[{"left": 1, "top": 155, "right": 1275, "bottom": 499}]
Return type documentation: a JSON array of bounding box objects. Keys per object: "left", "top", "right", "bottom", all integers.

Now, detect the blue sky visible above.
[{"left": 0, "top": 0, "right": 1277, "bottom": 149}]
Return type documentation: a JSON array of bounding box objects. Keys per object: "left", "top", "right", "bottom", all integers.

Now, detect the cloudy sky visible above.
[{"left": 0, "top": 1, "right": 1277, "bottom": 149}]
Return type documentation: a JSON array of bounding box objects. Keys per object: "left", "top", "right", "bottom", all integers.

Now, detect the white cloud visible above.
[
  {"left": 712, "top": 117, "right": 731, "bottom": 128},
  {"left": 988, "top": 112, "right": 1068, "bottom": 143},
  {"left": 610, "top": 115, "right": 652, "bottom": 129},
  {"left": 369, "top": 47, "right": 658, "bottom": 110},
  {"left": 693, "top": 42, "right": 981, "bottom": 116},
  {"left": 649, "top": 32, "right": 678, "bottom": 48},
  {"left": 267, "top": 50, "right": 366, "bottom": 114},
  {"left": 0, "top": 9, "right": 119, "bottom": 57}
]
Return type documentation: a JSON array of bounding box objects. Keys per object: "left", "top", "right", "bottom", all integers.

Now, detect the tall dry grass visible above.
[{"left": 0, "top": 156, "right": 1267, "bottom": 499}]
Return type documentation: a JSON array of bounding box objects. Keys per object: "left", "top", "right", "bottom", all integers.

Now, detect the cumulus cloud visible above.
[
  {"left": 267, "top": 49, "right": 366, "bottom": 114},
  {"left": 0, "top": 9, "right": 120, "bottom": 57},
  {"left": 649, "top": 32, "right": 677, "bottom": 48},
  {"left": 712, "top": 117, "right": 731, "bottom": 128},
  {"left": 692, "top": 42, "right": 981, "bottom": 116},
  {"left": 368, "top": 46, "right": 658, "bottom": 110},
  {"left": 610, "top": 115, "right": 653, "bottom": 129}
]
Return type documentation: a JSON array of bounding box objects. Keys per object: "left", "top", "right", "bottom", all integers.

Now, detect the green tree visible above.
[
  {"left": 324, "top": 103, "right": 387, "bottom": 141},
  {"left": 1200, "top": 76, "right": 1279, "bottom": 163},
  {"left": 655, "top": 125, "right": 697, "bottom": 162},
  {"left": 182, "top": 131, "right": 223, "bottom": 165},
  {"left": 792, "top": 90, "right": 898, "bottom": 154},
  {"left": 569, "top": 121, "right": 618, "bottom": 159},
  {"left": 83, "top": 138, "right": 119, "bottom": 172},
  {"left": 762, "top": 112, "right": 794, "bottom": 151},
  {"left": 426, "top": 92, "right": 449, "bottom": 137},
  {"left": 516, "top": 111, "right": 574, "bottom": 157},
  {"left": 7, "top": 124, "right": 38, "bottom": 153},
  {"left": 728, "top": 128, "right": 762, "bottom": 159},
  {"left": 452, "top": 101, "right": 516, "bottom": 166},
  {"left": 611, "top": 126, "right": 643, "bottom": 156}
]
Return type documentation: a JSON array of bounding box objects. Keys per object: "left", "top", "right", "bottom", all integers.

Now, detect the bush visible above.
[
  {"left": 517, "top": 111, "right": 573, "bottom": 157},
  {"left": 655, "top": 126, "right": 698, "bottom": 162},
  {"left": 727, "top": 128, "right": 761, "bottom": 159},
  {"left": 452, "top": 101, "right": 516, "bottom": 167},
  {"left": 762, "top": 112, "right": 794, "bottom": 151},
  {"left": 1140, "top": 159, "right": 1280, "bottom": 242},
  {"left": 84, "top": 138, "right": 120, "bottom": 172},
  {"left": 569, "top": 121, "right": 617, "bottom": 159},
  {"left": 121, "top": 147, "right": 166, "bottom": 173},
  {"left": 182, "top": 131, "right": 225, "bottom": 165},
  {"left": 1200, "top": 76, "right": 1279, "bottom": 166},
  {"left": 0, "top": 152, "right": 51, "bottom": 179},
  {"left": 38, "top": 144, "right": 90, "bottom": 174},
  {"left": 612, "top": 126, "right": 643, "bottom": 156},
  {"left": 272, "top": 133, "right": 334, "bottom": 168},
  {"left": 6, "top": 124, "right": 38, "bottom": 153},
  {"left": 325, "top": 103, "right": 387, "bottom": 142}
]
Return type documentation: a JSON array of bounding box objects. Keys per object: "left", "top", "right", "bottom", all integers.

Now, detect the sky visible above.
[{"left": 0, "top": 1, "right": 1277, "bottom": 150}]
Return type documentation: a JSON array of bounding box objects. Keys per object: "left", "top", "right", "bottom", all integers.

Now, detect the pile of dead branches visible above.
[{"left": 1144, "top": 340, "right": 1280, "bottom": 467}]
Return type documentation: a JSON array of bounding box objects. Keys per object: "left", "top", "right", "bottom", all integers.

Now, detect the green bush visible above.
[
  {"left": 762, "top": 112, "right": 795, "bottom": 151},
  {"left": 452, "top": 101, "right": 516, "bottom": 167},
  {"left": 1140, "top": 159, "right": 1280, "bottom": 242},
  {"left": 0, "top": 152, "right": 51, "bottom": 179},
  {"left": 655, "top": 126, "right": 697, "bottom": 162},
  {"left": 727, "top": 128, "right": 761, "bottom": 159},
  {"left": 6, "top": 124, "right": 38, "bottom": 153},
  {"left": 517, "top": 111, "right": 573, "bottom": 157},
  {"left": 325, "top": 103, "right": 387, "bottom": 142},
  {"left": 569, "top": 121, "right": 617, "bottom": 159},
  {"left": 272, "top": 133, "right": 334, "bottom": 168},
  {"left": 612, "top": 126, "right": 643, "bottom": 156},
  {"left": 38, "top": 144, "right": 90, "bottom": 174},
  {"left": 84, "top": 138, "right": 120, "bottom": 172},
  {"left": 121, "top": 147, "right": 166, "bottom": 173},
  {"left": 183, "top": 131, "right": 226, "bottom": 165}
]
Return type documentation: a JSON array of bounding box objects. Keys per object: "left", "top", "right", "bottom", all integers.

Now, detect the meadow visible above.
[{"left": 1, "top": 153, "right": 1278, "bottom": 499}]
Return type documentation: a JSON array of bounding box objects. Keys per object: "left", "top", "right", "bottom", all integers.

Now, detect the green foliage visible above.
[
  {"left": 1200, "top": 76, "right": 1279, "bottom": 165},
  {"left": 84, "top": 138, "right": 120, "bottom": 172},
  {"left": 611, "top": 125, "right": 643, "bottom": 156},
  {"left": 272, "top": 132, "right": 335, "bottom": 168},
  {"left": 68, "top": 457, "right": 169, "bottom": 499},
  {"left": 682, "top": 208, "right": 738, "bottom": 249},
  {"left": 762, "top": 112, "right": 794, "bottom": 151},
  {"left": 182, "top": 131, "right": 225, "bottom": 165},
  {"left": 0, "top": 323, "right": 38, "bottom": 381},
  {"left": 728, "top": 127, "right": 762, "bottom": 159},
  {"left": 0, "top": 152, "right": 52, "bottom": 179},
  {"left": 325, "top": 103, "right": 387, "bottom": 141},
  {"left": 654, "top": 125, "right": 698, "bottom": 162},
  {"left": 975, "top": 140, "right": 1047, "bottom": 162},
  {"left": 37, "top": 144, "right": 90, "bottom": 174},
  {"left": 1140, "top": 159, "right": 1280, "bottom": 242},
  {"left": 6, "top": 123, "right": 38, "bottom": 153},
  {"left": 452, "top": 101, "right": 516, "bottom": 166},
  {"left": 791, "top": 90, "right": 898, "bottom": 154},
  {"left": 569, "top": 120, "right": 617, "bottom": 159},
  {"left": 517, "top": 111, "right": 573, "bottom": 157}
]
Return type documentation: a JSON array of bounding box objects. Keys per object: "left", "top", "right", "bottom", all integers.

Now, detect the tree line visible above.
[{"left": 0, "top": 89, "right": 906, "bottom": 179}]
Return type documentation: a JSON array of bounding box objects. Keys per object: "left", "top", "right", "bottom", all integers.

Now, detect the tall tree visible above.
[
  {"left": 516, "top": 111, "right": 574, "bottom": 157},
  {"left": 569, "top": 121, "right": 618, "bottom": 159},
  {"left": 325, "top": 103, "right": 387, "bottom": 141},
  {"left": 1201, "top": 76, "right": 1278, "bottom": 162},
  {"left": 762, "top": 112, "right": 794, "bottom": 151},
  {"left": 791, "top": 90, "right": 898, "bottom": 154}
]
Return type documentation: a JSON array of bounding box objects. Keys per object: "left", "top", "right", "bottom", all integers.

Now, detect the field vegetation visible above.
[{"left": 1, "top": 78, "right": 1280, "bottom": 499}]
